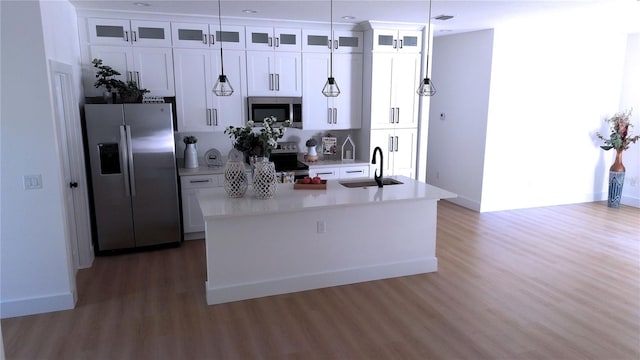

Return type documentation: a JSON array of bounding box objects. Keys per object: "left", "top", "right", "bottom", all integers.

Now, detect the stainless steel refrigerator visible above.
[{"left": 84, "top": 103, "right": 181, "bottom": 252}]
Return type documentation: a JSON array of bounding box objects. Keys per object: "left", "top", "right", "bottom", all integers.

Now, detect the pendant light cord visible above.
[
  {"left": 425, "top": 0, "right": 432, "bottom": 76},
  {"left": 218, "top": 0, "right": 225, "bottom": 76},
  {"left": 329, "top": 0, "right": 334, "bottom": 78}
]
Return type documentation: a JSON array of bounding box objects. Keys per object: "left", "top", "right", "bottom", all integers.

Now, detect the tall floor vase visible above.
[{"left": 607, "top": 149, "right": 625, "bottom": 208}]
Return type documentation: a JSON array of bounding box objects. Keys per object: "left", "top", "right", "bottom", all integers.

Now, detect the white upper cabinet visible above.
[
  {"left": 245, "top": 27, "right": 301, "bottom": 51},
  {"left": 302, "top": 52, "right": 362, "bottom": 130},
  {"left": 86, "top": 45, "right": 175, "bottom": 97},
  {"left": 246, "top": 51, "right": 301, "bottom": 96},
  {"left": 302, "top": 30, "right": 363, "bottom": 53},
  {"left": 88, "top": 18, "right": 171, "bottom": 47},
  {"left": 370, "top": 53, "right": 420, "bottom": 129},
  {"left": 173, "top": 48, "right": 246, "bottom": 132},
  {"left": 171, "top": 22, "right": 245, "bottom": 49},
  {"left": 372, "top": 29, "right": 422, "bottom": 53}
]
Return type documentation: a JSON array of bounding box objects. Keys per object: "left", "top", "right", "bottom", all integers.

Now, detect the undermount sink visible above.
[{"left": 339, "top": 178, "right": 404, "bottom": 188}]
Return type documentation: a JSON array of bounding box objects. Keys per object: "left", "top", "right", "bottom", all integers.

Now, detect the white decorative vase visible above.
[
  {"left": 253, "top": 159, "right": 277, "bottom": 199},
  {"left": 184, "top": 143, "right": 198, "bottom": 169},
  {"left": 223, "top": 160, "right": 248, "bottom": 198}
]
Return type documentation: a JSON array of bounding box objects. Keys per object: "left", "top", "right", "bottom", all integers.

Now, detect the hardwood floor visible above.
[{"left": 3, "top": 201, "right": 639, "bottom": 359}]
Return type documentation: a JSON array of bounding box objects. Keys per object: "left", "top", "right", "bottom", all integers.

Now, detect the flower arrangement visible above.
[
  {"left": 224, "top": 116, "right": 291, "bottom": 158},
  {"left": 183, "top": 135, "right": 198, "bottom": 145},
  {"left": 597, "top": 109, "right": 639, "bottom": 151}
]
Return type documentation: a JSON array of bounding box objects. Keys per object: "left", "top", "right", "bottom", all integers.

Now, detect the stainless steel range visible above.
[{"left": 270, "top": 141, "right": 309, "bottom": 181}]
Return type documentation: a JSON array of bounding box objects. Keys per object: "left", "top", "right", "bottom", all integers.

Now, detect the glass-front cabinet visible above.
[
  {"left": 302, "top": 30, "right": 363, "bottom": 53},
  {"left": 170, "top": 22, "right": 245, "bottom": 49},
  {"left": 245, "top": 27, "right": 301, "bottom": 51},
  {"left": 88, "top": 18, "right": 171, "bottom": 47},
  {"left": 372, "top": 29, "right": 422, "bottom": 53}
]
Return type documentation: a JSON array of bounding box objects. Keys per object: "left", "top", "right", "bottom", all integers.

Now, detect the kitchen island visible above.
[{"left": 197, "top": 176, "right": 456, "bottom": 305}]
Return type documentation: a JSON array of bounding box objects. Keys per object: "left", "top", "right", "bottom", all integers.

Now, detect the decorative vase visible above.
[
  {"left": 184, "top": 143, "right": 198, "bottom": 169},
  {"left": 253, "top": 158, "right": 277, "bottom": 199},
  {"left": 304, "top": 145, "right": 318, "bottom": 162},
  {"left": 223, "top": 160, "right": 248, "bottom": 198},
  {"left": 607, "top": 149, "right": 625, "bottom": 208}
]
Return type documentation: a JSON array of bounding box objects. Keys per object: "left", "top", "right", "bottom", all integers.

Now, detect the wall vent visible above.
[{"left": 434, "top": 14, "right": 454, "bottom": 21}]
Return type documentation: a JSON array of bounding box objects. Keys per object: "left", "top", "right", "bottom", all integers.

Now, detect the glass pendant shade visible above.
[
  {"left": 213, "top": 74, "right": 233, "bottom": 96},
  {"left": 322, "top": 77, "right": 341, "bottom": 97},
  {"left": 417, "top": 77, "right": 436, "bottom": 96}
]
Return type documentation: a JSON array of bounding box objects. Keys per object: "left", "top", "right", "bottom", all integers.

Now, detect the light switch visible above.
[{"left": 23, "top": 175, "right": 42, "bottom": 190}]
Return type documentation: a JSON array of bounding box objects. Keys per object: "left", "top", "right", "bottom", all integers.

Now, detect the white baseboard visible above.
[
  {"left": 445, "top": 195, "right": 480, "bottom": 212},
  {"left": 206, "top": 257, "right": 437, "bottom": 305},
  {"left": 1, "top": 292, "right": 75, "bottom": 319},
  {"left": 621, "top": 195, "right": 640, "bottom": 208}
]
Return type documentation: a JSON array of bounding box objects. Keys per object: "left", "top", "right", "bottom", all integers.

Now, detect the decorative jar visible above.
[
  {"left": 253, "top": 158, "right": 277, "bottom": 199},
  {"left": 184, "top": 143, "right": 198, "bottom": 169},
  {"left": 223, "top": 160, "right": 248, "bottom": 198}
]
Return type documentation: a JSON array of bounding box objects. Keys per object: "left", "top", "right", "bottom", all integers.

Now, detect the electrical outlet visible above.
[{"left": 317, "top": 221, "right": 326, "bottom": 234}]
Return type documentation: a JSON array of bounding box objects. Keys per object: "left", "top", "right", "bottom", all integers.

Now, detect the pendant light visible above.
[
  {"left": 213, "top": 0, "right": 233, "bottom": 96},
  {"left": 322, "top": 0, "right": 340, "bottom": 97},
  {"left": 417, "top": 0, "right": 436, "bottom": 96}
]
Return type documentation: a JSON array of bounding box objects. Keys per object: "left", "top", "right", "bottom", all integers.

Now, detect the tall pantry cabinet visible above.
[{"left": 359, "top": 23, "right": 423, "bottom": 178}]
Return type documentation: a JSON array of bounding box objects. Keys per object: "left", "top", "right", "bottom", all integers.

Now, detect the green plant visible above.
[
  {"left": 225, "top": 117, "right": 291, "bottom": 158},
  {"left": 119, "top": 80, "right": 150, "bottom": 102},
  {"left": 597, "top": 109, "right": 639, "bottom": 151},
  {"left": 92, "top": 58, "right": 124, "bottom": 93},
  {"left": 183, "top": 136, "right": 198, "bottom": 145}
]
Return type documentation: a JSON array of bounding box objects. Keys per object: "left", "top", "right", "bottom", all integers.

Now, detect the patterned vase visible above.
[
  {"left": 607, "top": 149, "right": 625, "bottom": 208},
  {"left": 253, "top": 158, "right": 277, "bottom": 199},
  {"left": 223, "top": 160, "right": 248, "bottom": 198}
]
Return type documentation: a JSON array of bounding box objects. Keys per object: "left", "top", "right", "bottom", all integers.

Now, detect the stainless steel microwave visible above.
[{"left": 247, "top": 96, "right": 302, "bottom": 129}]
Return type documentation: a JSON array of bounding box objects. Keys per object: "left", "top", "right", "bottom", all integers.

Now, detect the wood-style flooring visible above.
[{"left": 2, "top": 200, "right": 639, "bottom": 359}]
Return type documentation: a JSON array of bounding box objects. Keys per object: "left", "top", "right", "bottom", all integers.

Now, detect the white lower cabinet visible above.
[
  {"left": 181, "top": 175, "right": 221, "bottom": 235},
  {"left": 370, "top": 128, "right": 416, "bottom": 178},
  {"left": 309, "top": 164, "right": 370, "bottom": 180}
]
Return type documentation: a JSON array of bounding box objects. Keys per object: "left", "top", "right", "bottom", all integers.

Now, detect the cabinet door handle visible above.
[
  {"left": 275, "top": 37, "right": 280, "bottom": 47},
  {"left": 333, "top": 108, "right": 337, "bottom": 124},
  {"left": 268, "top": 36, "right": 273, "bottom": 47},
  {"left": 124, "top": 31, "right": 129, "bottom": 42},
  {"left": 327, "top": 108, "right": 332, "bottom": 124},
  {"left": 395, "top": 108, "right": 400, "bottom": 123},
  {"left": 388, "top": 136, "right": 393, "bottom": 151},
  {"left": 132, "top": 31, "right": 137, "bottom": 42},
  {"left": 275, "top": 74, "right": 280, "bottom": 91},
  {"left": 389, "top": 108, "right": 394, "bottom": 124},
  {"left": 136, "top": 71, "right": 141, "bottom": 86},
  {"left": 209, "top": 34, "right": 215, "bottom": 45},
  {"left": 213, "top": 108, "right": 218, "bottom": 126},
  {"left": 316, "top": 172, "right": 334, "bottom": 176},
  {"left": 327, "top": 39, "right": 332, "bottom": 49},
  {"left": 189, "top": 179, "right": 211, "bottom": 184},
  {"left": 394, "top": 136, "right": 399, "bottom": 152},
  {"left": 346, "top": 170, "right": 363, "bottom": 174},
  {"left": 334, "top": 40, "right": 338, "bottom": 50},
  {"left": 269, "top": 74, "right": 274, "bottom": 90},
  {"left": 399, "top": 39, "right": 403, "bottom": 49},
  {"left": 393, "top": 39, "right": 397, "bottom": 49},
  {"left": 206, "top": 109, "right": 212, "bottom": 126},
  {"left": 202, "top": 34, "right": 208, "bottom": 44}
]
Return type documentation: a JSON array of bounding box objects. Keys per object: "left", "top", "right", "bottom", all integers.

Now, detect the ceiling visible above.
[{"left": 69, "top": 0, "right": 640, "bottom": 36}]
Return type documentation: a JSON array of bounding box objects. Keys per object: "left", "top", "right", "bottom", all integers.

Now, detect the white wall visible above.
[
  {"left": 618, "top": 33, "right": 640, "bottom": 207},
  {"left": 480, "top": 21, "right": 627, "bottom": 212},
  {"left": 0, "top": 0, "right": 77, "bottom": 318},
  {"left": 427, "top": 29, "right": 494, "bottom": 211},
  {"left": 428, "top": 10, "right": 632, "bottom": 212}
]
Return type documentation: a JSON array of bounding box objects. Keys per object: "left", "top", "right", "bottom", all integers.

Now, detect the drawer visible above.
[
  {"left": 309, "top": 167, "right": 339, "bottom": 180},
  {"left": 181, "top": 175, "right": 221, "bottom": 189},
  {"left": 340, "top": 165, "right": 369, "bottom": 179}
]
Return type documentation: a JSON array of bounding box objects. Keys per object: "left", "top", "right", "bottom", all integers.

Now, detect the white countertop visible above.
[{"left": 197, "top": 175, "right": 457, "bottom": 220}]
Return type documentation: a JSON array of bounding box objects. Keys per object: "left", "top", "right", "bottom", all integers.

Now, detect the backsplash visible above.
[{"left": 175, "top": 128, "right": 361, "bottom": 162}]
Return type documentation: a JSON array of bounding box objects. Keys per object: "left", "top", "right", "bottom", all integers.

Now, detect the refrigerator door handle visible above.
[
  {"left": 125, "top": 125, "right": 136, "bottom": 197},
  {"left": 119, "top": 125, "right": 131, "bottom": 197}
]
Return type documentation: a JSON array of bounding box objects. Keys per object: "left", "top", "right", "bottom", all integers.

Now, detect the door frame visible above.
[{"left": 49, "top": 60, "right": 94, "bottom": 270}]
